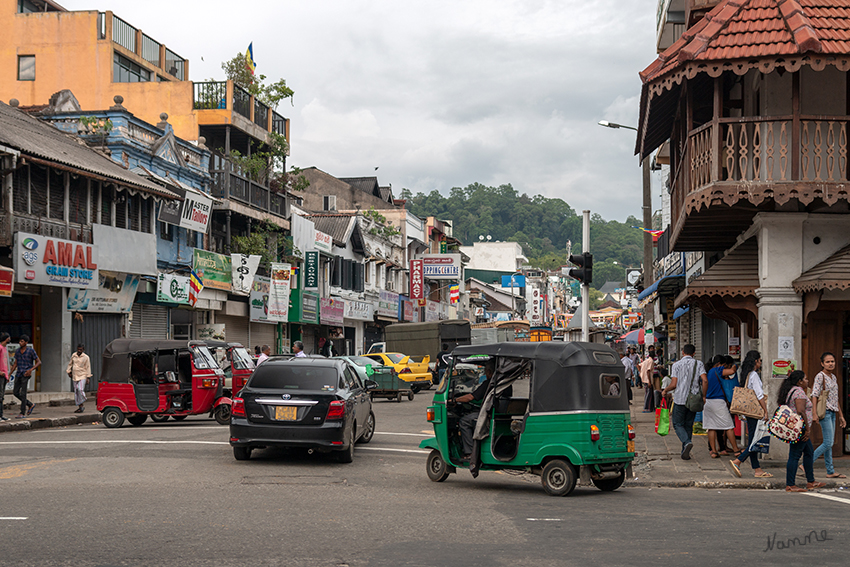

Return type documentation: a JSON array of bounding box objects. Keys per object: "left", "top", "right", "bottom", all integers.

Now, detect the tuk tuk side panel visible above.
[{"left": 96, "top": 383, "right": 137, "bottom": 413}]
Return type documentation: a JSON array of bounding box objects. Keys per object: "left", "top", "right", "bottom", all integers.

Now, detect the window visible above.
[
  {"left": 113, "top": 52, "right": 150, "bottom": 83},
  {"left": 159, "top": 221, "right": 173, "bottom": 242},
  {"left": 600, "top": 375, "right": 622, "bottom": 398},
  {"left": 18, "top": 55, "right": 35, "bottom": 81},
  {"left": 323, "top": 195, "right": 336, "bottom": 211}
]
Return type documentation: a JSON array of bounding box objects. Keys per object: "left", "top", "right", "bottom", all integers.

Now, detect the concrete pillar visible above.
[{"left": 40, "top": 287, "right": 73, "bottom": 393}]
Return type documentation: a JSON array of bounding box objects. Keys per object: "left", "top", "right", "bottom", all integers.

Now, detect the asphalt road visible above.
[{"left": 1, "top": 391, "right": 848, "bottom": 566}]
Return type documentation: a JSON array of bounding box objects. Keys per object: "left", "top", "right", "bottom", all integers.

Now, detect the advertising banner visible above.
[
  {"left": 193, "top": 249, "right": 232, "bottom": 291},
  {"left": 250, "top": 276, "right": 274, "bottom": 324},
  {"left": 501, "top": 274, "right": 526, "bottom": 288},
  {"left": 305, "top": 251, "right": 319, "bottom": 289},
  {"left": 425, "top": 300, "right": 439, "bottom": 322},
  {"left": 301, "top": 292, "right": 319, "bottom": 324},
  {"left": 0, "top": 267, "right": 13, "bottom": 297},
  {"left": 315, "top": 230, "right": 333, "bottom": 254},
  {"left": 67, "top": 271, "right": 139, "bottom": 313},
  {"left": 423, "top": 254, "right": 461, "bottom": 280},
  {"left": 157, "top": 186, "right": 213, "bottom": 234},
  {"left": 231, "top": 254, "right": 261, "bottom": 294},
  {"left": 320, "top": 297, "right": 345, "bottom": 325},
  {"left": 344, "top": 299, "right": 374, "bottom": 321},
  {"left": 14, "top": 232, "right": 98, "bottom": 289},
  {"left": 403, "top": 299, "right": 415, "bottom": 322},
  {"left": 156, "top": 273, "right": 191, "bottom": 305},
  {"left": 268, "top": 262, "right": 292, "bottom": 322},
  {"left": 197, "top": 324, "right": 226, "bottom": 341},
  {"left": 377, "top": 290, "right": 399, "bottom": 318},
  {"left": 409, "top": 259, "right": 424, "bottom": 300}
]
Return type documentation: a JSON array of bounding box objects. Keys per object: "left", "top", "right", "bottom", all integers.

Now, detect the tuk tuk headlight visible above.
[{"left": 426, "top": 408, "right": 435, "bottom": 422}]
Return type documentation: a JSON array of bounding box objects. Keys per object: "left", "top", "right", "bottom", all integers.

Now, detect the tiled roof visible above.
[
  {"left": 793, "top": 243, "right": 850, "bottom": 292},
  {"left": 642, "top": 0, "right": 850, "bottom": 86},
  {"left": 0, "top": 101, "right": 175, "bottom": 198},
  {"left": 675, "top": 238, "right": 759, "bottom": 305},
  {"left": 339, "top": 177, "right": 381, "bottom": 199},
  {"left": 307, "top": 213, "right": 354, "bottom": 246}
]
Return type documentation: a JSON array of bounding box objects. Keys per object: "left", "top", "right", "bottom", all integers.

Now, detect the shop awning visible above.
[
  {"left": 793, "top": 243, "right": 850, "bottom": 293},
  {"left": 675, "top": 238, "right": 759, "bottom": 306},
  {"left": 637, "top": 273, "right": 684, "bottom": 301},
  {"left": 673, "top": 306, "right": 690, "bottom": 320}
]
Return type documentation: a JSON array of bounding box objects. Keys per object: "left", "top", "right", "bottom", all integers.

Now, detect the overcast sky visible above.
[{"left": 62, "top": 0, "right": 663, "bottom": 223}]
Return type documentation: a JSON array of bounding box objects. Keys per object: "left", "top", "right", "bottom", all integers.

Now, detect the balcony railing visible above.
[
  {"left": 141, "top": 33, "right": 160, "bottom": 67},
  {"left": 102, "top": 12, "right": 187, "bottom": 81},
  {"left": 112, "top": 15, "right": 136, "bottom": 52},
  {"left": 272, "top": 111, "right": 287, "bottom": 136},
  {"left": 210, "top": 166, "right": 289, "bottom": 221},
  {"left": 164, "top": 48, "right": 185, "bottom": 80},
  {"left": 233, "top": 84, "right": 251, "bottom": 121},
  {"left": 193, "top": 81, "right": 227, "bottom": 110},
  {"left": 254, "top": 100, "right": 269, "bottom": 130}
]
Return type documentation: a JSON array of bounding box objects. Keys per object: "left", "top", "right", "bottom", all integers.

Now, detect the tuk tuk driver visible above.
[{"left": 451, "top": 358, "right": 510, "bottom": 460}]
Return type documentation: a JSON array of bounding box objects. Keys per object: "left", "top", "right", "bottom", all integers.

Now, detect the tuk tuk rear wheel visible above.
[
  {"left": 102, "top": 407, "right": 125, "bottom": 429},
  {"left": 151, "top": 414, "right": 169, "bottom": 422},
  {"left": 127, "top": 414, "right": 147, "bottom": 427},
  {"left": 214, "top": 404, "right": 231, "bottom": 425},
  {"left": 426, "top": 449, "right": 450, "bottom": 482},
  {"left": 171, "top": 415, "right": 187, "bottom": 421},
  {"left": 591, "top": 471, "right": 625, "bottom": 492},
  {"left": 541, "top": 459, "right": 577, "bottom": 496}
]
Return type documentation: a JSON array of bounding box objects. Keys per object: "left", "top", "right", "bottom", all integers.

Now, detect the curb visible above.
[
  {"left": 0, "top": 413, "right": 101, "bottom": 433},
  {"left": 626, "top": 479, "right": 850, "bottom": 490}
]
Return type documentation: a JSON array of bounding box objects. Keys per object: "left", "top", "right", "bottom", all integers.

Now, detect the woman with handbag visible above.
[
  {"left": 704, "top": 355, "right": 742, "bottom": 458},
  {"left": 730, "top": 350, "right": 771, "bottom": 478},
  {"left": 811, "top": 352, "right": 848, "bottom": 479},
  {"left": 781, "top": 371, "right": 827, "bottom": 492}
]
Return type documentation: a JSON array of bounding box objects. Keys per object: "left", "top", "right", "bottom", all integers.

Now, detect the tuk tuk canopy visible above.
[
  {"left": 101, "top": 339, "right": 207, "bottom": 384},
  {"left": 103, "top": 339, "right": 206, "bottom": 358}
]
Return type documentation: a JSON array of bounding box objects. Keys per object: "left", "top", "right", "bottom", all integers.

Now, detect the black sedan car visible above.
[{"left": 229, "top": 357, "right": 377, "bottom": 462}]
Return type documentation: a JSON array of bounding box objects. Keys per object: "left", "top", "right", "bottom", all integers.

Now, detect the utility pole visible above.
[
  {"left": 642, "top": 157, "right": 653, "bottom": 285},
  {"left": 582, "top": 210, "right": 590, "bottom": 342}
]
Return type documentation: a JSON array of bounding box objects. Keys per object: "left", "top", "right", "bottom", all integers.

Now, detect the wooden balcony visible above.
[
  {"left": 672, "top": 115, "right": 850, "bottom": 251},
  {"left": 210, "top": 167, "right": 290, "bottom": 226}
]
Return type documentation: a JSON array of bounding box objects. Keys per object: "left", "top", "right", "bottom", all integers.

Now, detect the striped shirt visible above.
[{"left": 670, "top": 355, "right": 706, "bottom": 406}]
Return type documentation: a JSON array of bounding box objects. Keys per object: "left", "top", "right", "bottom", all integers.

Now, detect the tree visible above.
[{"left": 221, "top": 53, "right": 294, "bottom": 109}]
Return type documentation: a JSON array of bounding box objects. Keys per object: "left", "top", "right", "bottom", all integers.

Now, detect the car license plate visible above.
[
  {"left": 274, "top": 406, "right": 297, "bottom": 421},
  {"left": 627, "top": 440, "right": 635, "bottom": 453}
]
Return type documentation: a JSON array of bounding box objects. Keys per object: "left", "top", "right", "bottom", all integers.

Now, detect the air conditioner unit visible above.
[{"left": 386, "top": 281, "right": 394, "bottom": 291}]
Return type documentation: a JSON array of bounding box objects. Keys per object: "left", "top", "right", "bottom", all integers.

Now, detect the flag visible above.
[
  {"left": 450, "top": 284, "right": 460, "bottom": 304},
  {"left": 631, "top": 226, "right": 664, "bottom": 242},
  {"left": 245, "top": 43, "right": 256, "bottom": 75},
  {"left": 189, "top": 268, "right": 204, "bottom": 306}
]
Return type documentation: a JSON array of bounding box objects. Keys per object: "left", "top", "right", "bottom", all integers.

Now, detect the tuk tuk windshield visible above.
[
  {"left": 447, "top": 363, "right": 487, "bottom": 397},
  {"left": 192, "top": 345, "right": 219, "bottom": 369},
  {"left": 231, "top": 347, "right": 255, "bottom": 370}
]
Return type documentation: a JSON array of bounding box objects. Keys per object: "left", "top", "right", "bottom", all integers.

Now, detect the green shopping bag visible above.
[{"left": 655, "top": 399, "right": 670, "bottom": 436}]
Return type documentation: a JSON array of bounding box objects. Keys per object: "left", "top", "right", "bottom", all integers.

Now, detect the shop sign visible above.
[
  {"left": 0, "top": 268, "right": 13, "bottom": 297},
  {"left": 403, "top": 300, "right": 414, "bottom": 322},
  {"left": 315, "top": 230, "right": 333, "bottom": 254},
  {"left": 320, "top": 297, "right": 345, "bottom": 325},
  {"left": 666, "top": 298, "right": 676, "bottom": 340},
  {"left": 425, "top": 300, "right": 439, "bottom": 322},
  {"left": 344, "top": 299, "right": 374, "bottom": 321},
  {"left": 197, "top": 324, "right": 226, "bottom": 341},
  {"left": 409, "top": 259, "right": 423, "bottom": 299},
  {"left": 67, "top": 271, "right": 139, "bottom": 313},
  {"left": 301, "top": 291, "right": 319, "bottom": 324},
  {"left": 250, "top": 276, "right": 275, "bottom": 324},
  {"left": 377, "top": 290, "right": 399, "bottom": 318},
  {"left": 423, "top": 254, "right": 461, "bottom": 280},
  {"left": 305, "top": 251, "right": 319, "bottom": 289},
  {"left": 268, "top": 262, "right": 292, "bottom": 322},
  {"left": 231, "top": 254, "right": 261, "bottom": 294},
  {"left": 157, "top": 187, "right": 213, "bottom": 234},
  {"left": 686, "top": 251, "right": 705, "bottom": 284},
  {"left": 193, "top": 249, "right": 232, "bottom": 291},
  {"left": 157, "top": 273, "right": 191, "bottom": 305},
  {"left": 14, "top": 232, "right": 98, "bottom": 289}
]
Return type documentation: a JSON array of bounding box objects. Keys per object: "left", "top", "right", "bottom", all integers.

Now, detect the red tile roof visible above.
[{"left": 641, "top": 0, "right": 850, "bottom": 86}]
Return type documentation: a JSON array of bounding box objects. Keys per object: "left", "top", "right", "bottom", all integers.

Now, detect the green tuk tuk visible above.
[{"left": 419, "top": 341, "right": 634, "bottom": 496}]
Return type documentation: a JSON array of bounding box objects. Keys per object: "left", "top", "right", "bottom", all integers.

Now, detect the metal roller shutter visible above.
[
  {"left": 691, "top": 307, "right": 702, "bottom": 362},
  {"left": 129, "top": 304, "right": 169, "bottom": 339},
  {"left": 250, "top": 322, "right": 276, "bottom": 354},
  {"left": 216, "top": 314, "right": 249, "bottom": 347},
  {"left": 72, "top": 313, "right": 123, "bottom": 388}
]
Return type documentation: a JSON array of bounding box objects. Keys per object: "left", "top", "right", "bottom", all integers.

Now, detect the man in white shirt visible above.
[
  {"left": 662, "top": 344, "right": 707, "bottom": 460},
  {"left": 257, "top": 345, "right": 271, "bottom": 365},
  {"left": 292, "top": 341, "right": 307, "bottom": 358}
]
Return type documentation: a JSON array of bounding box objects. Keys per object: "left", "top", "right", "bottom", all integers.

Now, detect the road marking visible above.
[
  {"left": 526, "top": 518, "right": 563, "bottom": 522},
  {"left": 0, "top": 440, "right": 228, "bottom": 446},
  {"left": 804, "top": 492, "right": 850, "bottom": 506},
  {"left": 357, "top": 447, "right": 429, "bottom": 454},
  {"left": 374, "top": 432, "right": 431, "bottom": 437},
  {"left": 0, "top": 518, "right": 28, "bottom": 521},
  {"left": 0, "top": 458, "right": 76, "bottom": 480}
]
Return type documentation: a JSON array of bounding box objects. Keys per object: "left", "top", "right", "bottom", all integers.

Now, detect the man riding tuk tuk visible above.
[
  {"left": 96, "top": 339, "right": 230, "bottom": 427},
  {"left": 202, "top": 341, "right": 256, "bottom": 398},
  {"left": 420, "top": 341, "right": 635, "bottom": 496}
]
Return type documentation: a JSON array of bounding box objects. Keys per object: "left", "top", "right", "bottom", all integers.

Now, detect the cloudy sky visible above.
[{"left": 62, "top": 0, "right": 664, "bottom": 222}]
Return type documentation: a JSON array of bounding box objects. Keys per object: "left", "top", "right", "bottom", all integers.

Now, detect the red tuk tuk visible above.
[
  {"left": 203, "top": 341, "right": 256, "bottom": 398},
  {"left": 96, "top": 339, "right": 231, "bottom": 427}
]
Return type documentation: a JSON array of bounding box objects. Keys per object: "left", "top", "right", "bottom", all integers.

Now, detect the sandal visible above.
[
  {"left": 807, "top": 481, "right": 827, "bottom": 489},
  {"left": 729, "top": 461, "right": 742, "bottom": 478},
  {"left": 826, "top": 473, "right": 847, "bottom": 479},
  {"left": 754, "top": 472, "right": 774, "bottom": 478},
  {"left": 786, "top": 486, "right": 808, "bottom": 492},
  {"left": 718, "top": 451, "right": 730, "bottom": 456},
  {"left": 710, "top": 452, "right": 719, "bottom": 458}
]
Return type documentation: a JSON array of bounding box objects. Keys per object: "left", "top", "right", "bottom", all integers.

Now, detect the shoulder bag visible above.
[
  {"left": 814, "top": 372, "right": 827, "bottom": 420},
  {"left": 684, "top": 360, "right": 704, "bottom": 412},
  {"left": 730, "top": 384, "right": 763, "bottom": 419},
  {"left": 768, "top": 389, "right": 806, "bottom": 443}
]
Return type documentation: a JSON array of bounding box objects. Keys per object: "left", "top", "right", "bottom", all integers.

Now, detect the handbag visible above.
[
  {"left": 814, "top": 373, "right": 827, "bottom": 420},
  {"left": 730, "top": 386, "right": 763, "bottom": 419},
  {"left": 655, "top": 399, "right": 670, "bottom": 436},
  {"left": 748, "top": 419, "right": 771, "bottom": 454},
  {"left": 684, "top": 361, "right": 703, "bottom": 412},
  {"left": 721, "top": 376, "right": 737, "bottom": 404},
  {"left": 768, "top": 390, "right": 806, "bottom": 443}
]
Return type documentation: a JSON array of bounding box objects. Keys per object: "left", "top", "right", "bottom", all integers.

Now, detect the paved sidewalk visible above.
[
  {"left": 1, "top": 394, "right": 100, "bottom": 433},
  {"left": 627, "top": 385, "right": 850, "bottom": 489}
]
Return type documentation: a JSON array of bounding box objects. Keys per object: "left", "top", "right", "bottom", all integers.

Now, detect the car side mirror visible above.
[
  {"left": 365, "top": 364, "right": 374, "bottom": 377},
  {"left": 364, "top": 379, "right": 378, "bottom": 390}
]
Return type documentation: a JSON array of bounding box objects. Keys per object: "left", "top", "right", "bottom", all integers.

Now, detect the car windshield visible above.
[
  {"left": 249, "top": 365, "right": 337, "bottom": 391},
  {"left": 231, "top": 347, "right": 255, "bottom": 370},
  {"left": 385, "top": 353, "right": 405, "bottom": 364},
  {"left": 348, "top": 356, "right": 386, "bottom": 368},
  {"left": 192, "top": 346, "right": 219, "bottom": 369}
]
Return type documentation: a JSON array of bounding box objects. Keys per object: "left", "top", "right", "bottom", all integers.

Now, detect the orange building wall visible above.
[{"left": 0, "top": 2, "right": 199, "bottom": 140}]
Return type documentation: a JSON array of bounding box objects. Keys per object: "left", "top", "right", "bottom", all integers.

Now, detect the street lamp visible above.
[
  {"left": 598, "top": 120, "right": 638, "bottom": 131},
  {"left": 507, "top": 271, "right": 523, "bottom": 320}
]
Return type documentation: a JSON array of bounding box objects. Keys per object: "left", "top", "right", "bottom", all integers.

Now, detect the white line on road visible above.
[
  {"left": 353, "top": 447, "right": 429, "bottom": 454},
  {"left": 0, "top": 518, "right": 28, "bottom": 520},
  {"left": 0, "top": 440, "right": 228, "bottom": 446},
  {"left": 526, "top": 518, "right": 563, "bottom": 522},
  {"left": 804, "top": 492, "right": 850, "bottom": 506},
  {"left": 374, "top": 432, "right": 431, "bottom": 437}
]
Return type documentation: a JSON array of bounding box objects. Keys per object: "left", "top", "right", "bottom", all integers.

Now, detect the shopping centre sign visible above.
[{"left": 14, "top": 232, "right": 98, "bottom": 289}]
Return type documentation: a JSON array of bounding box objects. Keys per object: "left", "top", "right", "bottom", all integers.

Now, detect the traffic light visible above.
[{"left": 568, "top": 252, "right": 593, "bottom": 285}]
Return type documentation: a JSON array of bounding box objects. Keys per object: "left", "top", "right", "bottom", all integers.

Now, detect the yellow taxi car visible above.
[{"left": 362, "top": 353, "right": 432, "bottom": 392}]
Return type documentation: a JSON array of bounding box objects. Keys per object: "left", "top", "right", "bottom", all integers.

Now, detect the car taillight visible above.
[
  {"left": 590, "top": 425, "right": 600, "bottom": 442},
  {"left": 232, "top": 398, "right": 246, "bottom": 417},
  {"left": 426, "top": 408, "right": 435, "bottom": 421},
  {"left": 326, "top": 400, "right": 345, "bottom": 421},
  {"left": 399, "top": 368, "right": 411, "bottom": 374},
  {"left": 628, "top": 424, "right": 636, "bottom": 440}
]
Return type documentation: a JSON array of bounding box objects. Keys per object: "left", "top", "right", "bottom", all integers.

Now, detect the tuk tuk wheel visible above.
[
  {"left": 357, "top": 411, "right": 375, "bottom": 444},
  {"left": 407, "top": 391, "right": 415, "bottom": 401},
  {"left": 426, "top": 449, "right": 450, "bottom": 482},
  {"left": 102, "top": 407, "right": 125, "bottom": 429},
  {"left": 151, "top": 414, "right": 169, "bottom": 423},
  {"left": 233, "top": 446, "right": 252, "bottom": 461},
  {"left": 541, "top": 459, "right": 577, "bottom": 497},
  {"left": 214, "top": 404, "right": 231, "bottom": 425},
  {"left": 591, "top": 471, "right": 626, "bottom": 492},
  {"left": 127, "top": 414, "right": 147, "bottom": 427},
  {"left": 171, "top": 415, "right": 188, "bottom": 421}
]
